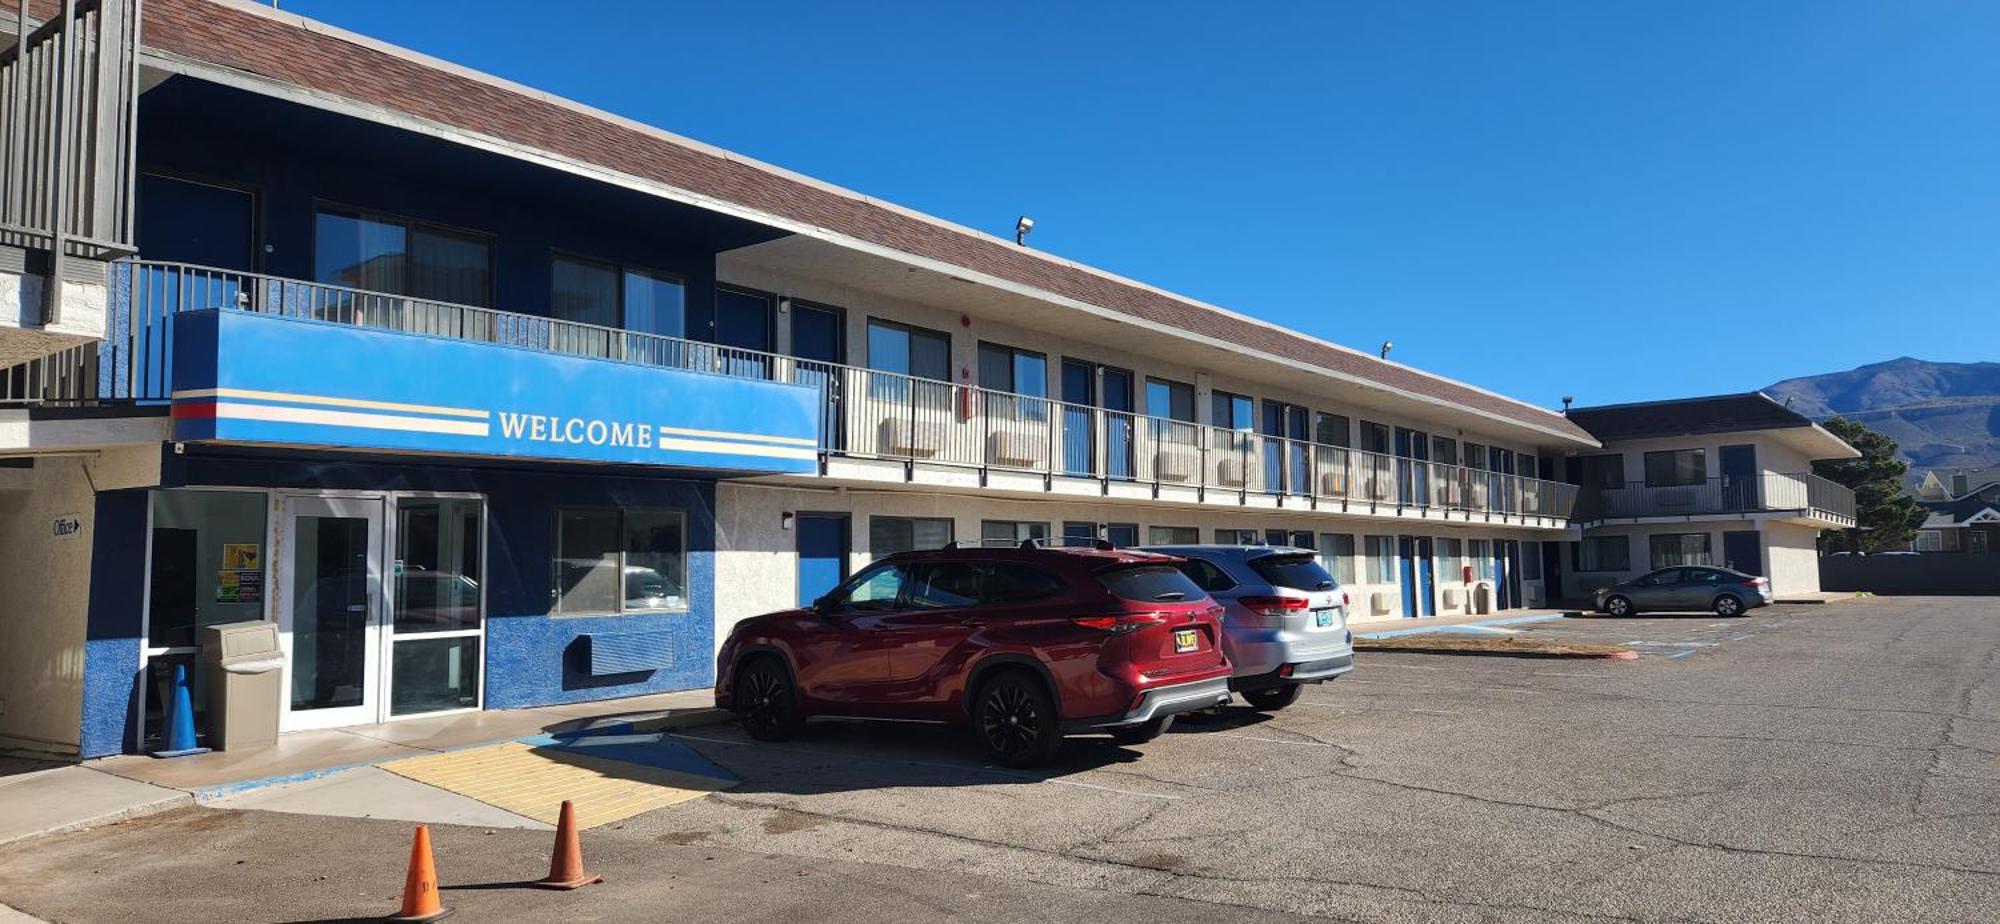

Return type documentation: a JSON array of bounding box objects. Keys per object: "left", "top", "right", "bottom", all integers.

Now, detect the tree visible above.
[{"left": 1814, "top": 416, "right": 1930, "bottom": 553}]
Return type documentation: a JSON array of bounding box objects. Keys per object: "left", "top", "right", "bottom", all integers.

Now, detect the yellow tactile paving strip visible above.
[{"left": 379, "top": 741, "right": 733, "bottom": 829}]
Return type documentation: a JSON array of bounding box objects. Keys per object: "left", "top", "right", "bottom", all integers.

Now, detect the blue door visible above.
[
  {"left": 796, "top": 514, "right": 850, "bottom": 607},
  {"left": 1416, "top": 537, "right": 1437, "bottom": 616},
  {"left": 1398, "top": 537, "right": 1419, "bottom": 617},
  {"left": 1493, "top": 542, "right": 1511, "bottom": 609},
  {"left": 790, "top": 301, "right": 844, "bottom": 451}
]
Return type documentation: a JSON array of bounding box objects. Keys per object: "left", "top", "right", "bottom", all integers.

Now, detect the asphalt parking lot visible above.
[{"left": 4, "top": 596, "right": 1996, "bottom": 923}]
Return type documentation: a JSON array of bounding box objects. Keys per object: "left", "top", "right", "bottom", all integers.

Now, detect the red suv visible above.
[{"left": 715, "top": 544, "right": 1233, "bottom": 767}]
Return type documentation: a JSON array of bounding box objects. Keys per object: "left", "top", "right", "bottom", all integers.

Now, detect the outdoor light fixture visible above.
[
  {"left": 1379, "top": 341, "right": 1393, "bottom": 359},
  {"left": 1561, "top": 395, "right": 1575, "bottom": 414},
  {"left": 1015, "top": 215, "right": 1035, "bottom": 246}
]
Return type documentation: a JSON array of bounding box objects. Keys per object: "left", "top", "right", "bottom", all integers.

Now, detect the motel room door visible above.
[{"left": 277, "top": 495, "right": 386, "bottom": 731}]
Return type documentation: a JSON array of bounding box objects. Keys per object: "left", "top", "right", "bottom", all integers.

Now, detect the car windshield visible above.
[
  {"left": 1249, "top": 554, "right": 1336, "bottom": 591},
  {"left": 1098, "top": 564, "right": 1208, "bottom": 603}
]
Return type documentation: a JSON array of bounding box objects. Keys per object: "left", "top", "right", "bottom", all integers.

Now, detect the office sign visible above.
[{"left": 169, "top": 310, "right": 820, "bottom": 473}]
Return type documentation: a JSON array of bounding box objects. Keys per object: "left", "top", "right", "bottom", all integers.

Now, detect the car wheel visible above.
[
  {"left": 1714, "top": 594, "right": 1745, "bottom": 617},
  {"left": 1109, "top": 715, "right": 1173, "bottom": 746},
  {"left": 734, "top": 656, "right": 802, "bottom": 742},
  {"left": 975, "top": 671, "right": 1063, "bottom": 768},
  {"left": 1604, "top": 595, "right": 1634, "bottom": 617},
  {"left": 1242, "top": 683, "right": 1304, "bottom": 711}
]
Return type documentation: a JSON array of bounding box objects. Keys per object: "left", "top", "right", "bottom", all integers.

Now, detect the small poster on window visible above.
[
  {"left": 216, "top": 569, "right": 263, "bottom": 604},
  {"left": 222, "top": 543, "right": 261, "bottom": 570}
]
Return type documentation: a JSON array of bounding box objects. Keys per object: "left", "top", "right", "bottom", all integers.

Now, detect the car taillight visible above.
[
  {"left": 1238, "top": 595, "right": 1310, "bottom": 617},
  {"left": 1341, "top": 590, "right": 1351, "bottom": 607},
  {"left": 1071, "top": 612, "right": 1168, "bottom": 634},
  {"left": 1740, "top": 578, "right": 1769, "bottom": 588}
]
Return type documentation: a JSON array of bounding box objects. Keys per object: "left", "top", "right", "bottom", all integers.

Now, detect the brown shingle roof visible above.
[{"left": 139, "top": 0, "right": 1593, "bottom": 444}]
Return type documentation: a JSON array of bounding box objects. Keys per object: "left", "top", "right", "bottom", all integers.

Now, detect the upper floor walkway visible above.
[{"left": 4, "top": 260, "right": 1581, "bottom": 528}]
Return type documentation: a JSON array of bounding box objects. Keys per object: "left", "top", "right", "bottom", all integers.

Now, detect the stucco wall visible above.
[
  {"left": 1562, "top": 521, "right": 1825, "bottom": 599},
  {"left": 1764, "top": 522, "right": 1823, "bottom": 596},
  {"left": 0, "top": 458, "right": 96, "bottom": 755}
]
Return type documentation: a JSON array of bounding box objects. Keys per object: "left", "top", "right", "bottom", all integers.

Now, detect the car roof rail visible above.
[{"left": 1018, "top": 537, "right": 1117, "bottom": 551}]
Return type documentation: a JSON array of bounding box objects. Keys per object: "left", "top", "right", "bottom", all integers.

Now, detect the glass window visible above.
[
  {"left": 982, "top": 563, "right": 1065, "bottom": 604},
  {"left": 1649, "top": 533, "right": 1713, "bottom": 569},
  {"left": 1367, "top": 535, "right": 1398, "bottom": 582},
  {"left": 1644, "top": 450, "right": 1708, "bottom": 488},
  {"left": 625, "top": 269, "right": 687, "bottom": 338},
  {"left": 1319, "top": 533, "right": 1357, "bottom": 584},
  {"left": 314, "top": 208, "right": 491, "bottom": 307},
  {"left": 1437, "top": 538, "right": 1462, "bottom": 578},
  {"left": 1173, "top": 558, "right": 1238, "bottom": 592},
  {"left": 1250, "top": 553, "right": 1336, "bottom": 590},
  {"left": 981, "top": 520, "right": 1048, "bottom": 546},
  {"left": 977, "top": 342, "right": 1047, "bottom": 397},
  {"left": 829, "top": 563, "right": 908, "bottom": 613},
  {"left": 1215, "top": 528, "right": 1258, "bottom": 545},
  {"left": 552, "top": 508, "right": 686, "bottom": 615},
  {"left": 1315, "top": 412, "right": 1351, "bottom": 448},
  {"left": 1148, "top": 525, "right": 1199, "bottom": 545},
  {"left": 394, "top": 497, "right": 482, "bottom": 633},
  {"left": 1469, "top": 539, "right": 1493, "bottom": 580},
  {"left": 1463, "top": 442, "right": 1487, "bottom": 470},
  {"left": 867, "top": 319, "right": 950, "bottom": 381},
  {"left": 868, "top": 516, "right": 954, "bottom": 558},
  {"left": 1212, "top": 390, "right": 1254, "bottom": 430},
  {"left": 551, "top": 255, "right": 620, "bottom": 328},
  {"left": 1104, "top": 524, "right": 1140, "bottom": 548},
  {"left": 1099, "top": 565, "right": 1207, "bottom": 602},
  {"left": 1915, "top": 530, "right": 1943, "bottom": 552},
  {"left": 315, "top": 210, "right": 407, "bottom": 294},
  {"left": 905, "top": 562, "right": 984, "bottom": 609},
  {"left": 1522, "top": 541, "right": 1543, "bottom": 579},
  {"left": 148, "top": 490, "right": 268, "bottom": 650},
  {"left": 1577, "top": 536, "right": 1631, "bottom": 572},
  {"left": 1359, "top": 422, "right": 1391, "bottom": 455},
  {"left": 1145, "top": 377, "right": 1196, "bottom": 422},
  {"left": 1576, "top": 454, "right": 1624, "bottom": 488}
]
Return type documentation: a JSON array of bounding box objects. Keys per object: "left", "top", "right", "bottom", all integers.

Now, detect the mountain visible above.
[{"left": 1765, "top": 358, "right": 2000, "bottom": 477}]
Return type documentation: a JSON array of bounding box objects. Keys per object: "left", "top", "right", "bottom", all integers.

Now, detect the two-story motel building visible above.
[{"left": 0, "top": 0, "right": 1850, "bottom": 760}]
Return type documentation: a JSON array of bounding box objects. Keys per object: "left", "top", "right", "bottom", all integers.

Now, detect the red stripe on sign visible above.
[{"left": 170, "top": 401, "right": 219, "bottom": 420}]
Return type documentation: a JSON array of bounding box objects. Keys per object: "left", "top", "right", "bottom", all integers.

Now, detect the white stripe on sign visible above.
[
  {"left": 210, "top": 401, "right": 491, "bottom": 437},
  {"left": 654, "top": 423, "right": 819, "bottom": 448},
  {"left": 173, "top": 387, "right": 490, "bottom": 419},
  {"left": 653, "top": 435, "right": 817, "bottom": 461}
]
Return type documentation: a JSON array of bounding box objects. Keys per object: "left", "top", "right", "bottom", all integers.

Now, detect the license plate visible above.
[
  {"left": 1313, "top": 608, "right": 1335, "bottom": 628},
  {"left": 1173, "top": 628, "right": 1199, "bottom": 653}
]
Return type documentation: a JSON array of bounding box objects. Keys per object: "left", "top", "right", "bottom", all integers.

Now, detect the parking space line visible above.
[
  {"left": 667, "top": 732, "right": 1184, "bottom": 801},
  {"left": 1210, "top": 733, "right": 1341, "bottom": 749}
]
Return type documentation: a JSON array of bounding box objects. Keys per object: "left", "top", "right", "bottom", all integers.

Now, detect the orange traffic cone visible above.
[
  {"left": 387, "top": 824, "right": 451, "bottom": 922},
  {"left": 533, "top": 800, "right": 603, "bottom": 890}
]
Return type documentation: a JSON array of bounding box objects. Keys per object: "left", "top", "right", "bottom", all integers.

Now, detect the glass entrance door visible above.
[{"left": 279, "top": 495, "right": 384, "bottom": 731}]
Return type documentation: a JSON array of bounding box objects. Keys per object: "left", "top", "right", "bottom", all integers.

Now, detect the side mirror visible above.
[{"left": 810, "top": 594, "right": 837, "bottom": 616}]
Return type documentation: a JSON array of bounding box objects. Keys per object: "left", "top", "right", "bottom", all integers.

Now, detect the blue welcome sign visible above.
[{"left": 169, "top": 310, "right": 820, "bottom": 473}]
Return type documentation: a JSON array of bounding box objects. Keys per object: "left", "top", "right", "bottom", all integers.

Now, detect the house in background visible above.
[
  {"left": 1915, "top": 467, "right": 2000, "bottom": 502},
  {"left": 1556, "top": 393, "right": 1859, "bottom": 599},
  {"left": 1914, "top": 478, "right": 2000, "bottom": 554}
]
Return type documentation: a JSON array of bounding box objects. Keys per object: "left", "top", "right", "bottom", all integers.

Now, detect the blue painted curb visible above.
[{"left": 1357, "top": 612, "right": 1566, "bottom": 640}]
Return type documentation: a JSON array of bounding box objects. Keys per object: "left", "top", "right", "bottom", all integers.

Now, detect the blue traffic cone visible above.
[{"left": 152, "top": 664, "right": 211, "bottom": 758}]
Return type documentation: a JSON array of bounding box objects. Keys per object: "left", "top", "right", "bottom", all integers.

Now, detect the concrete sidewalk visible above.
[
  {"left": 1349, "top": 609, "right": 1569, "bottom": 639},
  {"left": 0, "top": 689, "right": 731, "bottom": 847}
]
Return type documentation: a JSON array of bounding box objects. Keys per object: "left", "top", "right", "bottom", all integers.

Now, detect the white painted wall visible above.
[
  {"left": 0, "top": 271, "right": 109, "bottom": 366},
  {"left": 1764, "top": 522, "right": 1823, "bottom": 596},
  {"left": 1561, "top": 520, "right": 1824, "bottom": 599}
]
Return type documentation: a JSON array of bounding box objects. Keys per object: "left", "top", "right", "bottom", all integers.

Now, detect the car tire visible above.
[
  {"left": 1242, "top": 683, "right": 1304, "bottom": 711},
  {"left": 1109, "top": 715, "right": 1173, "bottom": 746},
  {"left": 974, "top": 671, "right": 1064, "bottom": 769},
  {"left": 734, "top": 656, "right": 802, "bottom": 742},
  {"left": 1604, "top": 595, "right": 1635, "bottom": 617},
  {"left": 1714, "top": 594, "right": 1746, "bottom": 617}
]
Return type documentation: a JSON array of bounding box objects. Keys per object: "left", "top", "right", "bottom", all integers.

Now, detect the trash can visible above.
[{"left": 202, "top": 620, "right": 284, "bottom": 751}]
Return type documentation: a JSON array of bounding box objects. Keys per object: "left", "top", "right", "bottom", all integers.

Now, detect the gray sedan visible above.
[
  {"left": 1137, "top": 545, "right": 1355, "bottom": 711},
  {"left": 1595, "top": 566, "right": 1773, "bottom": 617}
]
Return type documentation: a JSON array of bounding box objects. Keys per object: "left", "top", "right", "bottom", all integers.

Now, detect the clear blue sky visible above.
[{"left": 285, "top": 0, "right": 1999, "bottom": 409}]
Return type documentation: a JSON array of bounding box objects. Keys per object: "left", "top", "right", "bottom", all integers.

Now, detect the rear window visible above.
[
  {"left": 1250, "top": 554, "right": 1337, "bottom": 591},
  {"left": 1098, "top": 564, "right": 1208, "bottom": 603}
]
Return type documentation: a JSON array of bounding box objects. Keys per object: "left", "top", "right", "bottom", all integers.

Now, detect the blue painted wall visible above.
[
  {"left": 76, "top": 450, "right": 727, "bottom": 755},
  {"left": 79, "top": 490, "right": 148, "bottom": 759}
]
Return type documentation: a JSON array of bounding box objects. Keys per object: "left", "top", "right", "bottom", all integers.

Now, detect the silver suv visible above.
[{"left": 1137, "top": 545, "right": 1355, "bottom": 710}]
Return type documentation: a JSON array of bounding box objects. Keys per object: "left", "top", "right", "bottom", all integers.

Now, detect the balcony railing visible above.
[
  {"left": 1574, "top": 474, "right": 1856, "bottom": 524},
  {"left": 13, "top": 260, "right": 1580, "bottom": 520}
]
